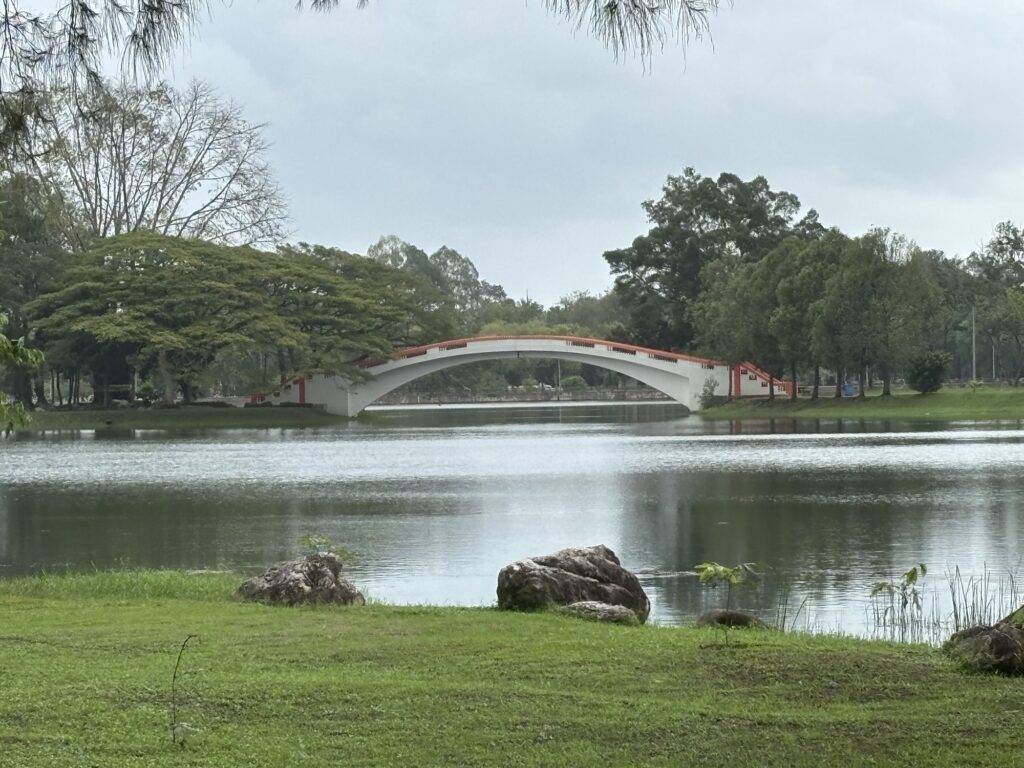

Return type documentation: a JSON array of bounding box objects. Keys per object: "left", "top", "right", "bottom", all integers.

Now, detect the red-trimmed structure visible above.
[{"left": 250, "top": 335, "right": 792, "bottom": 414}]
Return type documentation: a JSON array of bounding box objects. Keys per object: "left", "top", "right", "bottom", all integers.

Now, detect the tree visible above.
[
  {"left": 606, "top": 168, "right": 814, "bottom": 351},
  {"left": 769, "top": 231, "right": 846, "bottom": 399},
  {"left": 276, "top": 242, "right": 455, "bottom": 369},
  {"left": 546, "top": 290, "right": 622, "bottom": 340},
  {"left": 428, "top": 246, "right": 484, "bottom": 313},
  {"left": 0, "top": 174, "right": 73, "bottom": 407},
  {"left": 0, "top": 314, "right": 41, "bottom": 432},
  {"left": 29, "top": 233, "right": 301, "bottom": 402},
  {"left": 812, "top": 230, "right": 942, "bottom": 398},
  {"left": 689, "top": 251, "right": 757, "bottom": 398},
  {"left": 9, "top": 79, "right": 288, "bottom": 247},
  {"left": 907, "top": 351, "right": 952, "bottom": 394}
]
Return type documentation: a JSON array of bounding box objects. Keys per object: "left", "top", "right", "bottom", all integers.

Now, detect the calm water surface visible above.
[{"left": 2, "top": 403, "right": 1023, "bottom": 634}]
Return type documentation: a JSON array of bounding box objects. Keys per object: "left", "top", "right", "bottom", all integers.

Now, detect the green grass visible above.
[
  {"left": 704, "top": 386, "right": 1024, "bottom": 422},
  {"left": 0, "top": 571, "right": 1018, "bottom": 767},
  {"left": 19, "top": 406, "right": 352, "bottom": 432}
]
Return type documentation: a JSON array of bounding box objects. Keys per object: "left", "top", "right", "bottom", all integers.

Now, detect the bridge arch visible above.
[{"left": 256, "top": 336, "right": 788, "bottom": 416}]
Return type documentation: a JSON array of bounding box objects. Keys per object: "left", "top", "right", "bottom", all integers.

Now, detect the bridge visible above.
[{"left": 251, "top": 335, "right": 791, "bottom": 416}]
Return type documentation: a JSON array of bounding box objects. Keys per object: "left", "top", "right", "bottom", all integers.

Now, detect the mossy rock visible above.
[{"left": 943, "top": 623, "right": 1024, "bottom": 675}]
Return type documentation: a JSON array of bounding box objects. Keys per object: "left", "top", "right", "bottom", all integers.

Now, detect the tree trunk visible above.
[
  {"left": 834, "top": 362, "right": 843, "bottom": 399},
  {"left": 11, "top": 368, "right": 34, "bottom": 410},
  {"left": 32, "top": 373, "right": 49, "bottom": 408},
  {"left": 158, "top": 351, "right": 176, "bottom": 403},
  {"left": 858, "top": 365, "right": 866, "bottom": 399},
  {"left": 276, "top": 346, "right": 291, "bottom": 381},
  {"left": 881, "top": 363, "right": 892, "bottom": 396},
  {"left": 55, "top": 371, "right": 64, "bottom": 406},
  {"left": 790, "top": 360, "right": 798, "bottom": 401},
  {"left": 812, "top": 366, "right": 820, "bottom": 400},
  {"left": 768, "top": 374, "right": 775, "bottom": 402}
]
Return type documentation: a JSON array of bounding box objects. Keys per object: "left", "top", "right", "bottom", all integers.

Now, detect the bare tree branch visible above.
[{"left": 8, "top": 78, "right": 288, "bottom": 246}]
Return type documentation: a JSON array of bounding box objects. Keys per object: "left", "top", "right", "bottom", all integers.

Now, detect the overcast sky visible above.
[{"left": 169, "top": 1, "right": 1024, "bottom": 305}]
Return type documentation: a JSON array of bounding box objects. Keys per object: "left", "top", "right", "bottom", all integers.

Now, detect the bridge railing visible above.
[
  {"left": 737, "top": 362, "right": 795, "bottom": 397},
  {"left": 377, "top": 335, "right": 727, "bottom": 368}
]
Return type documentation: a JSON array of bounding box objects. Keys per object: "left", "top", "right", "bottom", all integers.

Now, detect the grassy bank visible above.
[
  {"left": 0, "top": 571, "right": 1018, "bottom": 767},
  {"left": 703, "top": 386, "right": 1024, "bottom": 422},
  {"left": 19, "top": 405, "right": 352, "bottom": 432}
]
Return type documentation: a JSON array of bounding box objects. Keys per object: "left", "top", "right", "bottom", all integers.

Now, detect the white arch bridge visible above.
[{"left": 252, "top": 335, "right": 791, "bottom": 416}]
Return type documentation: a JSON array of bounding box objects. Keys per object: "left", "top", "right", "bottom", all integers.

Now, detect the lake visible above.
[{"left": 2, "top": 403, "right": 1023, "bottom": 636}]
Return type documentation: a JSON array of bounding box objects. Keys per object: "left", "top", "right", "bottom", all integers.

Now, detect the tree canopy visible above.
[{"left": 24, "top": 232, "right": 447, "bottom": 403}]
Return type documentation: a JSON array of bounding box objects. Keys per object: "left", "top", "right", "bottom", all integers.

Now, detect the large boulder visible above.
[
  {"left": 237, "top": 552, "right": 365, "bottom": 606},
  {"left": 943, "top": 622, "right": 1024, "bottom": 675},
  {"left": 496, "top": 545, "right": 650, "bottom": 623}
]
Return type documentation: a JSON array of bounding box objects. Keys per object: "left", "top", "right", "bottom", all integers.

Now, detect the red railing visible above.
[
  {"left": 739, "top": 361, "right": 795, "bottom": 397},
  {"left": 379, "top": 335, "right": 725, "bottom": 367}
]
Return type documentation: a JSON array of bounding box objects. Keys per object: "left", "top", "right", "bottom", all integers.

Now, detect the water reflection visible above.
[{"left": 2, "top": 404, "right": 1023, "bottom": 633}]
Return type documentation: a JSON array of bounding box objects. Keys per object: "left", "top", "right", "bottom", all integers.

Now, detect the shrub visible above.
[
  {"left": 561, "top": 375, "right": 587, "bottom": 391},
  {"left": 699, "top": 376, "right": 719, "bottom": 408},
  {"left": 907, "top": 351, "right": 952, "bottom": 394}
]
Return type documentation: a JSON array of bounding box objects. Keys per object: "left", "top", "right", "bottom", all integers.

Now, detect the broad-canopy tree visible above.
[{"left": 27, "top": 232, "right": 447, "bottom": 403}]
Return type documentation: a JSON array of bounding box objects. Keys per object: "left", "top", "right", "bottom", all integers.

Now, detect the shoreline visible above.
[
  {"left": 13, "top": 387, "right": 1024, "bottom": 432},
  {"left": 701, "top": 387, "right": 1024, "bottom": 422}
]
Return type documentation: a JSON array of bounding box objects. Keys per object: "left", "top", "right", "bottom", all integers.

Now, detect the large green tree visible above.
[
  {"left": 0, "top": 175, "right": 73, "bottom": 406},
  {"left": 606, "top": 168, "right": 815, "bottom": 351},
  {"left": 28, "top": 232, "right": 446, "bottom": 403}
]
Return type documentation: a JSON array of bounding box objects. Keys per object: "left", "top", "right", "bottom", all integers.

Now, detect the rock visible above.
[
  {"left": 237, "top": 552, "right": 365, "bottom": 606},
  {"left": 557, "top": 601, "right": 641, "bottom": 626},
  {"left": 943, "top": 622, "right": 1024, "bottom": 675},
  {"left": 496, "top": 544, "right": 650, "bottom": 623},
  {"left": 696, "top": 608, "right": 767, "bottom": 629}
]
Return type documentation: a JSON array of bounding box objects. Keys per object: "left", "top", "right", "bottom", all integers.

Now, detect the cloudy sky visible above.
[{"left": 169, "top": 1, "right": 1024, "bottom": 305}]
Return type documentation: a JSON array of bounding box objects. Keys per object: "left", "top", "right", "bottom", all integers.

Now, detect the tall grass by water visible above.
[{"left": 863, "top": 566, "right": 1022, "bottom": 645}]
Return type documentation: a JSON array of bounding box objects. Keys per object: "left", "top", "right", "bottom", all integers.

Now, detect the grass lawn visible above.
[
  {"left": 703, "top": 386, "right": 1024, "bottom": 422},
  {"left": 0, "top": 571, "right": 1018, "bottom": 767}
]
